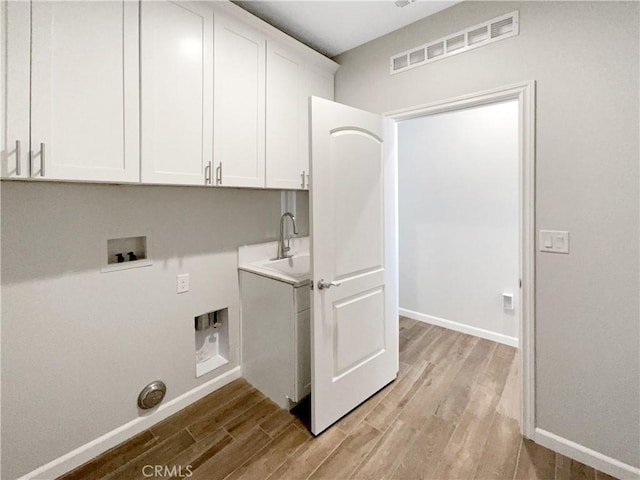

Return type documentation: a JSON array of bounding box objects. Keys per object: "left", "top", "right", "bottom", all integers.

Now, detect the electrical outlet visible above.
[{"left": 177, "top": 274, "right": 189, "bottom": 293}]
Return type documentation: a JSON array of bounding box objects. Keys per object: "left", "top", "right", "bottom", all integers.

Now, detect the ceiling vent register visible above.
[{"left": 390, "top": 11, "right": 519, "bottom": 75}]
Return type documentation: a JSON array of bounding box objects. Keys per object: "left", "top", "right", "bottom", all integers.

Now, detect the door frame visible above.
[{"left": 385, "top": 80, "right": 536, "bottom": 438}]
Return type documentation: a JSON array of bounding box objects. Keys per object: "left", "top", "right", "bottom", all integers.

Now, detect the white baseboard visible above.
[
  {"left": 399, "top": 308, "right": 519, "bottom": 348},
  {"left": 534, "top": 428, "right": 640, "bottom": 480},
  {"left": 18, "top": 367, "right": 242, "bottom": 480}
]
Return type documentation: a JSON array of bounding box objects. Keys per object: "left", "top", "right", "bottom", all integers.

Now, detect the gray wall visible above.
[
  {"left": 0, "top": 181, "right": 309, "bottom": 479},
  {"left": 334, "top": 1, "right": 639, "bottom": 468},
  {"left": 398, "top": 100, "right": 520, "bottom": 341}
]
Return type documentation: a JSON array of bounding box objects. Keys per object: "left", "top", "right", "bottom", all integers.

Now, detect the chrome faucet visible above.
[{"left": 278, "top": 212, "right": 299, "bottom": 259}]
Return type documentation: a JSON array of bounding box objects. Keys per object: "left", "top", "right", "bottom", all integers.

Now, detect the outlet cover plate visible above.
[{"left": 177, "top": 274, "right": 190, "bottom": 293}]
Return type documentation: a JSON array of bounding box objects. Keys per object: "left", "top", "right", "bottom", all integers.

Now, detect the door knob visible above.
[{"left": 317, "top": 279, "right": 342, "bottom": 290}]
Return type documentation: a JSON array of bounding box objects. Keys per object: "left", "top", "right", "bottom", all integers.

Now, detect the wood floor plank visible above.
[
  {"left": 400, "top": 324, "right": 446, "bottom": 367},
  {"left": 496, "top": 351, "right": 521, "bottom": 421},
  {"left": 308, "top": 422, "right": 382, "bottom": 480},
  {"left": 334, "top": 382, "right": 393, "bottom": 435},
  {"left": 333, "top": 358, "right": 415, "bottom": 435},
  {"left": 398, "top": 322, "right": 430, "bottom": 362},
  {"left": 161, "top": 428, "right": 233, "bottom": 479},
  {"left": 364, "top": 362, "right": 434, "bottom": 432},
  {"left": 224, "top": 397, "right": 281, "bottom": 438},
  {"left": 514, "top": 438, "right": 556, "bottom": 480},
  {"left": 151, "top": 379, "right": 252, "bottom": 441},
  {"left": 102, "top": 430, "right": 195, "bottom": 480},
  {"left": 595, "top": 470, "right": 620, "bottom": 480},
  {"left": 433, "top": 338, "right": 496, "bottom": 423},
  {"left": 432, "top": 342, "right": 516, "bottom": 480},
  {"left": 259, "top": 409, "right": 297, "bottom": 438},
  {"left": 267, "top": 426, "right": 347, "bottom": 480},
  {"left": 473, "top": 413, "right": 521, "bottom": 480},
  {"left": 390, "top": 414, "right": 456, "bottom": 480},
  {"left": 399, "top": 316, "right": 418, "bottom": 333},
  {"left": 350, "top": 419, "right": 419, "bottom": 480},
  {"left": 397, "top": 334, "right": 477, "bottom": 426},
  {"left": 226, "top": 424, "right": 309, "bottom": 480},
  {"left": 57, "top": 430, "right": 158, "bottom": 480},
  {"left": 416, "top": 328, "right": 463, "bottom": 365},
  {"left": 555, "top": 452, "right": 572, "bottom": 480},
  {"left": 570, "top": 459, "right": 596, "bottom": 480},
  {"left": 189, "top": 427, "right": 271, "bottom": 480},
  {"left": 187, "top": 388, "right": 265, "bottom": 440}
]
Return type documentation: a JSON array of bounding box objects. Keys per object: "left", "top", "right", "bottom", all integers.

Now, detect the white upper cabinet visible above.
[
  {"left": 2, "top": 1, "right": 336, "bottom": 187},
  {"left": 265, "top": 43, "right": 303, "bottom": 190},
  {"left": 30, "top": 1, "right": 140, "bottom": 182},
  {"left": 140, "top": 1, "right": 213, "bottom": 186},
  {"left": 213, "top": 14, "right": 266, "bottom": 188},
  {"left": 1, "top": 1, "right": 30, "bottom": 179},
  {"left": 299, "top": 65, "right": 334, "bottom": 190},
  {"left": 265, "top": 44, "right": 335, "bottom": 191}
]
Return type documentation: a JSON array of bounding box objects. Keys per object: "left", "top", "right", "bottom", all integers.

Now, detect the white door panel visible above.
[
  {"left": 300, "top": 67, "right": 333, "bottom": 190},
  {"left": 213, "top": 15, "right": 265, "bottom": 188},
  {"left": 330, "top": 131, "right": 384, "bottom": 278},
  {"left": 310, "top": 97, "right": 398, "bottom": 435},
  {"left": 141, "top": 1, "right": 213, "bottom": 185},
  {"left": 332, "top": 287, "right": 385, "bottom": 376},
  {"left": 1, "top": 1, "right": 30, "bottom": 178},
  {"left": 266, "top": 43, "right": 302, "bottom": 190},
  {"left": 31, "top": 1, "right": 139, "bottom": 182}
]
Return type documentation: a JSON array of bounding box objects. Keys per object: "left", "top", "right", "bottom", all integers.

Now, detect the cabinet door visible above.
[
  {"left": 1, "top": 1, "right": 30, "bottom": 179},
  {"left": 141, "top": 1, "right": 213, "bottom": 186},
  {"left": 265, "top": 43, "right": 303, "bottom": 190},
  {"left": 294, "top": 308, "right": 311, "bottom": 402},
  {"left": 30, "top": 1, "right": 139, "bottom": 182},
  {"left": 213, "top": 15, "right": 265, "bottom": 188},
  {"left": 299, "top": 66, "right": 334, "bottom": 190}
]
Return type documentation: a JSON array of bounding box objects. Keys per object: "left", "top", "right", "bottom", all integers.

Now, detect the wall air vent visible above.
[{"left": 390, "top": 11, "right": 519, "bottom": 75}]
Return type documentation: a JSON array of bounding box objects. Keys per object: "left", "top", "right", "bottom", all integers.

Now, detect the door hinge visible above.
[
  {"left": 310, "top": 281, "right": 314, "bottom": 290},
  {"left": 519, "top": 278, "right": 522, "bottom": 288}
]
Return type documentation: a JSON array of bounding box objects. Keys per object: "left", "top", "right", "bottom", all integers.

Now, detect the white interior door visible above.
[{"left": 310, "top": 97, "right": 398, "bottom": 435}]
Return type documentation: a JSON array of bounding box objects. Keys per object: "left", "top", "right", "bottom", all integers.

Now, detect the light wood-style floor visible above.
[{"left": 58, "top": 317, "right": 618, "bottom": 480}]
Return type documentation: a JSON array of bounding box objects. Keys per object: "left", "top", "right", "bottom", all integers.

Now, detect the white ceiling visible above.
[{"left": 232, "top": 1, "right": 462, "bottom": 57}]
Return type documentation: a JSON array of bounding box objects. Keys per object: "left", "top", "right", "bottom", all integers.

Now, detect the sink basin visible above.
[{"left": 256, "top": 254, "right": 310, "bottom": 277}]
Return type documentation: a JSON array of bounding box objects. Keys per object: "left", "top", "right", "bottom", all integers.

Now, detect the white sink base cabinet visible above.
[{"left": 240, "top": 271, "right": 310, "bottom": 409}]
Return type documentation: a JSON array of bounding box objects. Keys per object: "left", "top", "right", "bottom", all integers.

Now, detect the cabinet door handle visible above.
[
  {"left": 40, "top": 142, "right": 46, "bottom": 177},
  {"left": 15, "top": 140, "right": 21, "bottom": 176},
  {"left": 301, "top": 170, "right": 305, "bottom": 189},
  {"left": 205, "top": 161, "right": 212, "bottom": 185},
  {"left": 216, "top": 162, "right": 222, "bottom": 185}
]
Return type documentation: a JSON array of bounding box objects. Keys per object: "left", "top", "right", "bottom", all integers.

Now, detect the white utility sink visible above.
[
  {"left": 256, "top": 254, "right": 310, "bottom": 277},
  {"left": 238, "top": 238, "right": 311, "bottom": 286}
]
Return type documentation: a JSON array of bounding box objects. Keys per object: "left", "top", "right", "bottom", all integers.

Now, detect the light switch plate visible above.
[{"left": 539, "top": 230, "right": 569, "bottom": 254}]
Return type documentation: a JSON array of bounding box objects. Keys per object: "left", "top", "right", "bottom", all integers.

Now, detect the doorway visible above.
[
  {"left": 398, "top": 99, "right": 520, "bottom": 345},
  {"left": 387, "top": 81, "right": 536, "bottom": 436}
]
